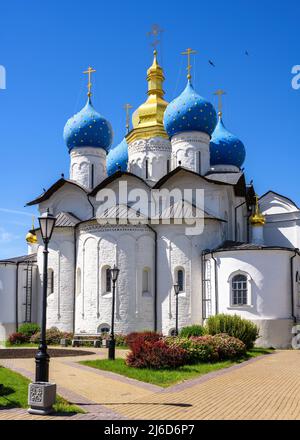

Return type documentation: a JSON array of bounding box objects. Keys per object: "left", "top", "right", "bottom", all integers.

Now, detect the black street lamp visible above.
[
  {"left": 36, "top": 210, "right": 56, "bottom": 382},
  {"left": 173, "top": 284, "right": 180, "bottom": 336},
  {"left": 108, "top": 265, "right": 120, "bottom": 360}
]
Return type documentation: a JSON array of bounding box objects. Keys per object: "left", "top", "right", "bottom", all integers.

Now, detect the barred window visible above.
[{"left": 231, "top": 274, "right": 248, "bottom": 305}]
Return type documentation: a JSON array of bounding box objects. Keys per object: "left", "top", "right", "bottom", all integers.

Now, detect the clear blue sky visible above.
[{"left": 0, "top": 0, "right": 299, "bottom": 258}]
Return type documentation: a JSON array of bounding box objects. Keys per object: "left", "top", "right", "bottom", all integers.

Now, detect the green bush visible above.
[
  {"left": 30, "top": 327, "right": 73, "bottom": 345},
  {"left": 206, "top": 314, "right": 259, "bottom": 349},
  {"left": 18, "top": 323, "right": 40, "bottom": 341},
  {"left": 180, "top": 325, "right": 207, "bottom": 338},
  {"left": 166, "top": 336, "right": 217, "bottom": 363}
]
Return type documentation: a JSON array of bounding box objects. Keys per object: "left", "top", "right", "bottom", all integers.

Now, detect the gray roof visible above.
[
  {"left": 55, "top": 212, "right": 81, "bottom": 227},
  {"left": 206, "top": 240, "right": 295, "bottom": 253},
  {"left": 0, "top": 253, "right": 37, "bottom": 264},
  {"left": 205, "top": 172, "right": 243, "bottom": 185}
]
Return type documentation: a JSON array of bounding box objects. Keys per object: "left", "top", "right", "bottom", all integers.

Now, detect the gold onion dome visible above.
[
  {"left": 26, "top": 230, "right": 37, "bottom": 244},
  {"left": 250, "top": 195, "right": 265, "bottom": 226},
  {"left": 126, "top": 50, "right": 169, "bottom": 143}
]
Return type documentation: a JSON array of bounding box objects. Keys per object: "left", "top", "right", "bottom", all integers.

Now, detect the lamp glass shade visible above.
[
  {"left": 173, "top": 284, "right": 180, "bottom": 295},
  {"left": 38, "top": 211, "right": 56, "bottom": 242},
  {"left": 110, "top": 265, "right": 120, "bottom": 282}
]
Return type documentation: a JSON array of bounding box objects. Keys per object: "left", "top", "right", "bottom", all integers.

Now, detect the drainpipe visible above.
[
  {"left": 15, "top": 262, "right": 20, "bottom": 331},
  {"left": 201, "top": 251, "right": 206, "bottom": 322},
  {"left": 72, "top": 225, "right": 78, "bottom": 334},
  {"left": 290, "top": 248, "right": 298, "bottom": 323},
  {"left": 211, "top": 252, "right": 219, "bottom": 315},
  {"left": 147, "top": 225, "right": 157, "bottom": 332}
]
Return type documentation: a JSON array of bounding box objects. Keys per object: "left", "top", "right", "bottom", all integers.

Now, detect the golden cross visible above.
[
  {"left": 214, "top": 89, "right": 226, "bottom": 116},
  {"left": 181, "top": 48, "right": 197, "bottom": 80},
  {"left": 123, "top": 103, "right": 133, "bottom": 133},
  {"left": 83, "top": 66, "right": 96, "bottom": 97}
]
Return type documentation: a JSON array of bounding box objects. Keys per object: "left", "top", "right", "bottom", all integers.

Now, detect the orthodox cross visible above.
[
  {"left": 214, "top": 89, "right": 226, "bottom": 117},
  {"left": 147, "top": 24, "right": 164, "bottom": 50},
  {"left": 123, "top": 103, "right": 133, "bottom": 133},
  {"left": 181, "top": 48, "right": 197, "bottom": 80},
  {"left": 83, "top": 66, "right": 96, "bottom": 97}
]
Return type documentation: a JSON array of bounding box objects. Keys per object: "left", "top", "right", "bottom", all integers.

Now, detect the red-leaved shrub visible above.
[
  {"left": 126, "top": 339, "right": 187, "bottom": 369},
  {"left": 8, "top": 332, "right": 27, "bottom": 345},
  {"left": 125, "top": 331, "right": 161, "bottom": 350}
]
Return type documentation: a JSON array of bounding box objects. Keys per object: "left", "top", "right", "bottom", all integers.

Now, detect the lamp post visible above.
[
  {"left": 108, "top": 265, "right": 120, "bottom": 360},
  {"left": 35, "top": 210, "right": 56, "bottom": 382},
  {"left": 173, "top": 284, "right": 180, "bottom": 336}
]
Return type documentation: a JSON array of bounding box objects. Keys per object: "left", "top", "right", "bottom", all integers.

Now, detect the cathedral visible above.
[{"left": 1, "top": 49, "right": 300, "bottom": 348}]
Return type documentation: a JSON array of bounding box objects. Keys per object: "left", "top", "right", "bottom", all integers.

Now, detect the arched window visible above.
[
  {"left": 76, "top": 268, "right": 81, "bottom": 296},
  {"left": 198, "top": 151, "right": 202, "bottom": 174},
  {"left": 142, "top": 268, "right": 150, "bottom": 295},
  {"left": 175, "top": 267, "right": 185, "bottom": 292},
  {"left": 167, "top": 159, "right": 170, "bottom": 174},
  {"left": 169, "top": 328, "right": 177, "bottom": 336},
  {"left": 145, "top": 159, "right": 149, "bottom": 179},
  {"left": 47, "top": 268, "right": 54, "bottom": 296},
  {"left": 97, "top": 323, "right": 110, "bottom": 334},
  {"left": 231, "top": 274, "right": 248, "bottom": 305}
]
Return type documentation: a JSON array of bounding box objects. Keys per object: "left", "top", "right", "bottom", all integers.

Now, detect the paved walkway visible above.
[{"left": 1, "top": 348, "right": 300, "bottom": 420}]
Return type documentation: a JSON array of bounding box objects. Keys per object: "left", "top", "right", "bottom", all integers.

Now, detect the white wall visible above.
[
  {"left": 0, "top": 264, "right": 16, "bottom": 341},
  {"left": 171, "top": 131, "right": 211, "bottom": 175},
  {"left": 70, "top": 147, "right": 107, "bottom": 190}
]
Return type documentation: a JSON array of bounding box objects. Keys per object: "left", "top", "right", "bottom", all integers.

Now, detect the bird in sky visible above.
[
  {"left": 208, "top": 60, "right": 215, "bottom": 67},
  {"left": 245, "top": 50, "right": 249, "bottom": 56}
]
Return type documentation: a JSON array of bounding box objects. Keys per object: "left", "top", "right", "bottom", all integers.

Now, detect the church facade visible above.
[{"left": 1, "top": 50, "right": 300, "bottom": 348}]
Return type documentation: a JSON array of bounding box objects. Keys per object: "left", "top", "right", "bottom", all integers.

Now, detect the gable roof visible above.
[
  {"left": 259, "top": 190, "right": 299, "bottom": 211},
  {"left": 205, "top": 240, "right": 295, "bottom": 253},
  {"left": 89, "top": 171, "right": 150, "bottom": 197},
  {"left": 0, "top": 253, "right": 37, "bottom": 265},
  {"left": 55, "top": 212, "right": 81, "bottom": 227},
  {"left": 26, "top": 178, "right": 88, "bottom": 206}
]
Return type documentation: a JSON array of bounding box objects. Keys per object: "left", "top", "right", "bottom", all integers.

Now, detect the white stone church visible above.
[{"left": 1, "top": 50, "right": 300, "bottom": 348}]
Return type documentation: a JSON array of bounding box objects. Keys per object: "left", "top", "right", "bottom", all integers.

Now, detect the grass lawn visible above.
[
  {"left": 81, "top": 348, "right": 273, "bottom": 388},
  {"left": 0, "top": 366, "right": 84, "bottom": 414}
]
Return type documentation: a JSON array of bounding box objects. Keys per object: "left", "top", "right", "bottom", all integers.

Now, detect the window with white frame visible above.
[
  {"left": 231, "top": 274, "right": 248, "bottom": 306},
  {"left": 97, "top": 323, "right": 110, "bottom": 334},
  {"left": 47, "top": 268, "right": 54, "bottom": 296}
]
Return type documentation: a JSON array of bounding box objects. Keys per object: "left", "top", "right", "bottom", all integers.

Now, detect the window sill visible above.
[
  {"left": 227, "top": 305, "right": 253, "bottom": 309},
  {"left": 102, "top": 292, "right": 112, "bottom": 297},
  {"left": 142, "top": 291, "right": 152, "bottom": 297}
]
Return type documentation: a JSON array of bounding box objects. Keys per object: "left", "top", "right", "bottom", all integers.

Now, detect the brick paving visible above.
[{"left": 1, "top": 348, "right": 300, "bottom": 420}]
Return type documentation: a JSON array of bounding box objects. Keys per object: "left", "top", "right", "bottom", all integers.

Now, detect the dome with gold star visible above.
[
  {"left": 164, "top": 80, "right": 217, "bottom": 137},
  {"left": 63, "top": 97, "right": 113, "bottom": 152}
]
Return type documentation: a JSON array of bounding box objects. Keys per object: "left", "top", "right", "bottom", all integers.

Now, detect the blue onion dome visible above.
[
  {"left": 107, "top": 138, "right": 128, "bottom": 175},
  {"left": 63, "top": 97, "right": 113, "bottom": 152},
  {"left": 210, "top": 116, "right": 246, "bottom": 168},
  {"left": 163, "top": 81, "right": 217, "bottom": 137}
]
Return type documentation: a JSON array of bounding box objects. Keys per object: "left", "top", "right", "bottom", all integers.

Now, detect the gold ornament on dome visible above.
[{"left": 250, "top": 195, "right": 265, "bottom": 226}]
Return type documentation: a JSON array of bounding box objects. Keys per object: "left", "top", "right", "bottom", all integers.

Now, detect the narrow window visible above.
[
  {"left": 145, "top": 159, "right": 149, "bottom": 179},
  {"left": 167, "top": 159, "right": 170, "bottom": 174},
  {"left": 91, "top": 164, "right": 94, "bottom": 188},
  {"left": 198, "top": 151, "right": 201, "bottom": 174},
  {"left": 231, "top": 274, "right": 248, "bottom": 305},
  {"left": 176, "top": 269, "right": 184, "bottom": 292},
  {"left": 106, "top": 268, "right": 112, "bottom": 293},
  {"left": 47, "top": 268, "right": 54, "bottom": 296},
  {"left": 142, "top": 268, "right": 150, "bottom": 294}
]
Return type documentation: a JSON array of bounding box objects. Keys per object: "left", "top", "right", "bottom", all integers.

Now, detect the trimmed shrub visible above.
[
  {"left": 208, "top": 333, "right": 246, "bottom": 360},
  {"left": 206, "top": 314, "right": 259, "bottom": 349},
  {"left": 180, "top": 325, "right": 207, "bottom": 338},
  {"left": 125, "top": 331, "right": 161, "bottom": 350},
  {"left": 115, "top": 334, "right": 127, "bottom": 347},
  {"left": 18, "top": 323, "right": 40, "bottom": 341},
  {"left": 8, "top": 332, "right": 27, "bottom": 345},
  {"left": 166, "top": 335, "right": 218, "bottom": 363},
  {"left": 30, "top": 327, "right": 73, "bottom": 345},
  {"left": 126, "top": 339, "right": 188, "bottom": 369}
]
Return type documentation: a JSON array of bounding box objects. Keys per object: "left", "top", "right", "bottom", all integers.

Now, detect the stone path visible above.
[{"left": 1, "top": 348, "right": 300, "bottom": 420}]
